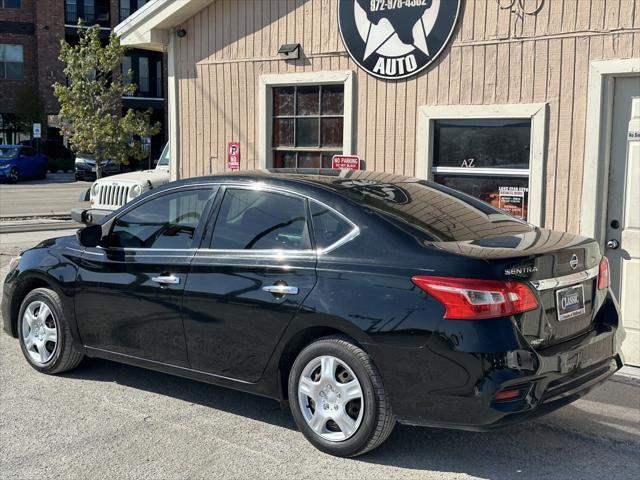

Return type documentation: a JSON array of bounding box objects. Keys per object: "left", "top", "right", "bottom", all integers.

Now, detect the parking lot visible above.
[
  {"left": 0, "top": 225, "right": 639, "bottom": 479},
  {"left": 0, "top": 173, "right": 89, "bottom": 219}
]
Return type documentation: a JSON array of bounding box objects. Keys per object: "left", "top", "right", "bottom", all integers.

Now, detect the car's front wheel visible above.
[
  {"left": 8, "top": 167, "right": 19, "bottom": 183},
  {"left": 18, "top": 288, "right": 84, "bottom": 374},
  {"left": 288, "top": 336, "right": 396, "bottom": 457}
]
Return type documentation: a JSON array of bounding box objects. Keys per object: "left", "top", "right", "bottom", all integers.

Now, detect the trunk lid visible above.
[{"left": 431, "top": 228, "right": 602, "bottom": 348}]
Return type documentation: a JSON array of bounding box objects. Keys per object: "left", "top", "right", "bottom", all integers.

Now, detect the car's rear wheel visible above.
[
  {"left": 18, "top": 288, "right": 84, "bottom": 374},
  {"left": 288, "top": 336, "right": 396, "bottom": 457},
  {"left": 37, "top": 168, "right": 47, "bottom": 180},
  {"left": 8, "top": 167, "right": 19, "bottom": 183}
]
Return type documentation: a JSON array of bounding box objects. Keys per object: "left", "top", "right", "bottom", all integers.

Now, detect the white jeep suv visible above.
[{"left": 71, "top": 143, "right": 170, "bottom": 224}]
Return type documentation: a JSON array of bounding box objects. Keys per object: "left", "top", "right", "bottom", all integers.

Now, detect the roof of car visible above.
[{"left": 176, "top": 169, "right": 424, "bottom": 192}]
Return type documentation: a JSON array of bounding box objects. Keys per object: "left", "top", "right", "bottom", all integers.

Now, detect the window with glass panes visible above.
[
  {"left": 272, "top": 85, "right": 344, "bottom": 168},
  {"left": 432, "top": 118, "right": 532, "bottom": 220},
  {"left": 1, "top": 0, "right": 21, "bottom": 9},
  {"left": 0, "top": 44, "right": 23, "bottom": 80}
]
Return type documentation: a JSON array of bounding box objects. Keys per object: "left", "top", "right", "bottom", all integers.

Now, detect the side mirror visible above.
[{"left": 77, "top": 224, "right": 102, "bottom": 248}]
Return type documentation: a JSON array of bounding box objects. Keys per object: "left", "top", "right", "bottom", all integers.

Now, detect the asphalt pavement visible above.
[
  {"left": 0, "top": 228, "right": 639, "bottom": 479},
  {"left": 0, "top": 173, "right": 90, "bottom": 218}
]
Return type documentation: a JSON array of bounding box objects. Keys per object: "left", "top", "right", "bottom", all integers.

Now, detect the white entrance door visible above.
[{"left": 606, "top": 76, "right": 640, "bottom": 366}]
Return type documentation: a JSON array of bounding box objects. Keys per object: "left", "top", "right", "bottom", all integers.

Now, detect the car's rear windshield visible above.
[
  {"left": 334, "top": 179, "right": 534, "bottom": 242},
  {"left": 0, "top": 147, "right": 18, "bottom": 159}
]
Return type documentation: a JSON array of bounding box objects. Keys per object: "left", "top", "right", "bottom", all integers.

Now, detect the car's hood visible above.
[{"left": 95, "top": 168, "right": 170, "bottom": 184}]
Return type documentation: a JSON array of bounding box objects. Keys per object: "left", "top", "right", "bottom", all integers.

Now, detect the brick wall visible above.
[{"left": 34, "top": 0, "right": 65, "bottom": 114}]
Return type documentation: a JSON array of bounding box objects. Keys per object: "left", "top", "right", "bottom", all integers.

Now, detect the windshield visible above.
[
  {"left": 334, "top": 179, "right": 534, "bottom": 242},
  {"left": 156, "top": 143, "right": 170, "bottom": 167},
  {"left": 0, "top": 147, "right": 18, "bottom": 159}
]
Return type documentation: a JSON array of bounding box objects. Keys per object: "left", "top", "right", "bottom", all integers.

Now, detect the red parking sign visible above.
[
  {"left": 332, "top": 155, "right": 361, "bottom": 170},
  {"left": 227, "top": 142, "right": 240, "bottom": 170}
]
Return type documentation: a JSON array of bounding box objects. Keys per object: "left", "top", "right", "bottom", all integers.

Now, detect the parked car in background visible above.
[
  {"left": 71, "top": 143, "right": 170, "bottom": 224},
  {"left": 6, "top": 170, "right": 624, "bottom": 457},
  {"left": 0, "top": 145, "right": 48, "bottom": 183},
  {"left": 74, "top": 155, "right": 123, "bottom": 181}
]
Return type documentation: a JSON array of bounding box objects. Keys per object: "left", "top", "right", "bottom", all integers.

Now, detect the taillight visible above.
[
  {"left": 598, "top": 256, "right": 610, "bottom": 290},
  {"left": 411, "top": 276, "right": 539, "bottom": 320}
]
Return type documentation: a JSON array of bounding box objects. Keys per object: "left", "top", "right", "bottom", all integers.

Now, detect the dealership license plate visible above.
[
  {"left": 555, "top": 284, "right": 586, "bottom": 321},
  {"left": 91, "top": 167, "right": 96, "bottom": 172}
]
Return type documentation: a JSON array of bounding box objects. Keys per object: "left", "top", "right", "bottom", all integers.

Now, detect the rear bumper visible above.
[
  {"left": 70, "top": 207, "right": 112, "bottom": 225},
  {"left": 398, "top": 354, "right": 621, "bottom": 431},
  {"left": 370, "top": 298, "right": 624, "bottom": 430}
]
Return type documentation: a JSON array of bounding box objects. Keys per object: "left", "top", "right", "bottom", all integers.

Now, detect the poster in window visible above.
[{"left": 498, "top": 186, "right": 527, "bottom": 220}]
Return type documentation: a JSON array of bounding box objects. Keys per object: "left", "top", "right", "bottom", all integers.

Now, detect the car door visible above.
[
  {"left": 75, "top": 185, "right": 218, "bottom": 366},
  {"left": 182, "top": 186, "right": 317, "bottom": 382},
  {"left": 17, "top": 147, "right": 35, "bottom": 177}
]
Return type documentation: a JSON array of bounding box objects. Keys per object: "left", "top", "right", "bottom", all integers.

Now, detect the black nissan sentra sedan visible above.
[{"left": 2, "top": 170, "right": 624, "bottom": 457}]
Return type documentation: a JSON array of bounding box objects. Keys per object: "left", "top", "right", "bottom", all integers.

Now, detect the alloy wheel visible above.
[
  {"left": 9, "top": 167, "right": 19, "bottom": 183},
  {"left": 297, "top": 355, "right": 364, "bottom": 442},
  {"left": 21, "top": 301, "right": 58, "bottom": 366}
]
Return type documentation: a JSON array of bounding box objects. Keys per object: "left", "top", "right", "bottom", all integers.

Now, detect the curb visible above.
[{"left": 0, "top": 222, "right": 80, "bottom": 234}]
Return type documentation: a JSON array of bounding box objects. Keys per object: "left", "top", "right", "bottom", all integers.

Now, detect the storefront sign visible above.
[
  {"left": 338, "top": 0, "right": 461, "bottom": 80},
  {"left": 227, "top": 142, "right": 240, "bottom": 170},
  {"left": 332, "top": 155, "right": 361, "bottom": 170}
]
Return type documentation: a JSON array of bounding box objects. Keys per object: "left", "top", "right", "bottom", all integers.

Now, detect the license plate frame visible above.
[{"left": 555, "top": 284, "right": 586, "bottom": 321}]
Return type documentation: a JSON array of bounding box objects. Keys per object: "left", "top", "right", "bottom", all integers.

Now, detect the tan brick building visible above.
[{"left": 122, "top": 0, "right": 639, "bottom": 364}]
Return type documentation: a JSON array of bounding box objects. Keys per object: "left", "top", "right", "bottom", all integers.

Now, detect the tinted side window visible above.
[
  {"left": 212, "top": 189, "right": 311, "bottom": 250},
  {"left": 107, "top": 188, "right": 212, "bottom": 249},
  {"left": 309, "top": 202, "right": 353, "bottom": 250}
]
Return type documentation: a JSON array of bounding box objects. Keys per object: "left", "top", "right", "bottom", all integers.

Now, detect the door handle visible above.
[
  {"left": 151, "top": 274, "right": 181, "bottom": 285},
  {"left": 262, "top": 285, "right": 299, "bottom": 295}
]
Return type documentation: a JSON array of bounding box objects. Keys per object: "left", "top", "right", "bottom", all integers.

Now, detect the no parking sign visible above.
[{"left": 227, "top": 142, "right": 240, "bottom": 170}]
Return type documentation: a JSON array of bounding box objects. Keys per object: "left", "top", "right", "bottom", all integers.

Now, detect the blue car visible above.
[{"left": 0, "top": 145, "right": 48, "bottom": 183}]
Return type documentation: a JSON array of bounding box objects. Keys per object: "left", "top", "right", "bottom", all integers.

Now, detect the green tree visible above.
[{"left": 54, "top": 22, "right": 160, "bottom": 178}]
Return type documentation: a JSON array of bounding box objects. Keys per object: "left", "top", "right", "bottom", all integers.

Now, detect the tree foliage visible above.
[{"left": 53, "top": 22, "right": 160, "bottom": 177}]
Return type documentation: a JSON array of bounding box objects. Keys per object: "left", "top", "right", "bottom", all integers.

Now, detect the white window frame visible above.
[
  {"left": 258, "top": 71, "right": 355, "bottom": 169},
  {"left": 416, "top": 103, "right": 547, "bottom": 226}
]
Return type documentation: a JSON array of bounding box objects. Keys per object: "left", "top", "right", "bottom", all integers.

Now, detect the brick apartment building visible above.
[{"left": 0, "top": 0, "right": 166, "bottom": 158}]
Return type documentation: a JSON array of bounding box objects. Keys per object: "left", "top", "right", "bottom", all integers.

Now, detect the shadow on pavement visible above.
[{"left": 63, "top": 357, "right": 640, "bottom": 479}]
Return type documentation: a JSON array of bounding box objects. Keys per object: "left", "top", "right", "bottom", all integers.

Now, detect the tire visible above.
[
  {"left": 288, "top": 336, "right": 396, "bottom": 457},
  {"left": 17, "top": 288, "right": 84, "bottom": 374},
  {"left": 8, "top": 167, "right": 19, "bottom": 183},
  {"left": 38, "top": 168, "right": 47, "bottom": 180}
]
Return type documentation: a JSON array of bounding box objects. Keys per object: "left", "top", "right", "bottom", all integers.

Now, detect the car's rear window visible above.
[
  {"left": 333, "top": 179, "right": 534, "bottom": 242},
  {"left": 0, "top": 147, "right": 18, "bottom": 158}
]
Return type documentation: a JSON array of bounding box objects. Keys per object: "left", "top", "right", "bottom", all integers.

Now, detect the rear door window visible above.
[{"left": 211, "top": 188, "right": 311, "bottom": 250}]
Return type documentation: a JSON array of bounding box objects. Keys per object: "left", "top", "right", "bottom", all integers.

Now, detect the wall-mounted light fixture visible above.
[
  {"left": 278, "top": 43, "right": 301, "bottom": 60},
  {"left": 176, "top": 28, "right": 187, "bottom": 38}
]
